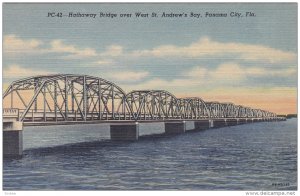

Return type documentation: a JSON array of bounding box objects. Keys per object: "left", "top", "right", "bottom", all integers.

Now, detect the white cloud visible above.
[
  {"left": 131, "top": 37, "right": 296, "bottom": 64},
  {"left": 3, "top": 65, "right": 55, "bottom": 79},
  {"left": 94, "top": 59, "right": 115, "bottom": 65},
  {"left": 184, "top": 62, "right": 247, "bottom": 82},
  {"left": 123, "top": 62, "right": 296, "bottom": 92},
  {"left": 279, "top": 68, "right": 297, "bottom": 76},
  {"left": 211, "top": 62, "right": 245, "bottom": 80},
  {"left": 108, "top": 71, "right": 149, "bottom": 81},
  {"left": 3, "top": 35, "right": 98, "bottom": 59},
  {"left": 186, "top": 62, "right": 297, "bottom": 82},
  {"left": 50, "top": 40, "right": 97, "bottom": 58},
  {"left": 242, "top": 65, "right": 296, "bottom": 77},
  {"left": 245, "top": 67, "right": 266, "bottom": 76},
  {"left": 100, "top": 45, "right": 124, "bottom": 57},
  {"left": 3, "top": 34, "right": 43, "bottom": 55},
  {"left": 262, "top": 67, "right": 297, "bottom": 77},
  {"left": 122, "top": 77, "right": 204, "bottom": 92},
  {"left": 185, "top": 66, "right": 208, "bottom": 78}
]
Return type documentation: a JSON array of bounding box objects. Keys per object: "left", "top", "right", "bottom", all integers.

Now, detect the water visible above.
[{"left": 3, "top": 119, "right": 297, "bottom": 190}]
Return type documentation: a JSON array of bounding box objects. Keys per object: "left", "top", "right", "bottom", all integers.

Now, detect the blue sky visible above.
[{"left": 3, "top": 3, "right": 297, "bottom": 113}]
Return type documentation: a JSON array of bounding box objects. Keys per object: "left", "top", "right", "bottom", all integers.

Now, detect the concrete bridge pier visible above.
[
  {"left": 209, "top": 120, "right": 214, "bottom": 128},
  {"left": 3, "top": 120, "right": 23, "bottom": 157},
  {"left": 194, "top": 120, "right": 210, "bottom": 130},
  {"left": 185, "top": 121, "right": 195, "bottom": 132},
  {"left": 165, "top": 121, "right": 186, "bottom": 134},
  {"left": 110, "top": 122, "right": 139, "bottom": 141}
]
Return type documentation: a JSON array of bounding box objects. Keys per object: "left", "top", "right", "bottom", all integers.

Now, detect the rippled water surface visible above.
[{"left": 3, "top": 119, "right": 297, "bottom": 190}]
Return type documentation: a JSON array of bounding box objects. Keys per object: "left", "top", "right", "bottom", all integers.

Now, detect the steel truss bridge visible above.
[{"left": 3, "top": 74, "right": 277, "bottom": 123}]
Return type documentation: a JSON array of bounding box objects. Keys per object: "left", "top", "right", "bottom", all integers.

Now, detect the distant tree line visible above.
[{"left": 277, "top": 114, "right": 297, "bottom": 118}]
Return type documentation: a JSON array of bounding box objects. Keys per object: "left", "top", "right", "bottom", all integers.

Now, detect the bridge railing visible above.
[
  {"left": 3, "top": 108, "right": 20, "bottom": 121},
  {"left": 15, "top": 109, "right": 279, "bottom": 122}
]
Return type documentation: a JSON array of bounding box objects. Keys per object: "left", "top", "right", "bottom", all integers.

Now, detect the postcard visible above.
[{"left": 2, "top": 3, "right": 297, "bottom": 193}]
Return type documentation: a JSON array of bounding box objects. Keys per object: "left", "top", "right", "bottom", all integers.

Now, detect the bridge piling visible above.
[
  {"left": 110, "top": 122, "right": 139, "bottom": 141},
  {"left": 209, "top": 120, "right": 214, "bottom": 128},
  {"left": 165, "top": 121, "right": 186, "bottom": 134},
  {"left": 3, "top": 109, "right": 23, "bottom": 157},
  {"left": 185, "top": 121, "right": 195, "bottom": 132},
  {"left": 194, "top": 120, "right": 210, "bottom": 130},
  {"left": 3, "top": 120, "right": 23, "bottom": 157}
]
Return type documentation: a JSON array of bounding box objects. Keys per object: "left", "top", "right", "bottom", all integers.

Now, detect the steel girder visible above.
[
  {"left": 118, "top": 90, "right": 180, "bottom": 120},
  {"left": 3, "top": 74, "right": 278, "bottom": 122},
  {"left": 3, "top": 74, "right": 127, "bottom": 121},
  {"left": 205, "top": 102, "right": 277, "bottom": 119},
  {"left": 206, "top": 102, "right": 225, "bottom": 118},
  {"left": 178, "top": 97, "right": 210, "bottom": 119}
]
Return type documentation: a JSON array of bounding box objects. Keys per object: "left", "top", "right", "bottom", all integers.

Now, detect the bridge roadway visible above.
[{"left": 21, "top": 117, "right": 279, "bottom": 126}]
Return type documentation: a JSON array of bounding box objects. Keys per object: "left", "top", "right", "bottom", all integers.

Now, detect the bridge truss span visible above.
[
  {"left": 117, "top": 90, "right": 181, "bottom": 120},
  {"left": 3, "top": 74, "right": 128, "bottom": 122},
  {"left": 178, "top": 97, "right": 210, "bottom": 119},
  {"left": 3, "top": 74, "right": 278, "bottom": 123}
]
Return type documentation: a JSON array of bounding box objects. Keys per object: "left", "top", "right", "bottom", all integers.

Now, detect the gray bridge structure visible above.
[{"left": 3, "top": 74, "right": 285, "bottom": 157}]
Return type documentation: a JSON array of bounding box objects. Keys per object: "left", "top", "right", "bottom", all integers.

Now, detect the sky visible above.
[{"left": 2, "top": 3, "right": 297, "bottom": 114}]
